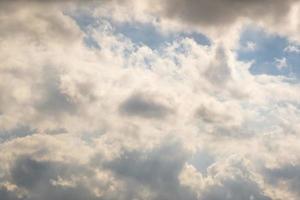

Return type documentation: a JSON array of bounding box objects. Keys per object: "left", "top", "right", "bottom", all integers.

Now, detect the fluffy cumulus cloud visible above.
[{"left": 0, "top": 1, "right": 300, "bottom": 200}]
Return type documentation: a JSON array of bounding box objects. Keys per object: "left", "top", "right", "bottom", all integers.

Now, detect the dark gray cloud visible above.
[
  {"left": 264, "top": 164, "right": 300, "bottom": 197},
  {"left": 2, "top": 148, "right": 275, "bottom": 200},
  {"left": 8, "top": 156, "right": 100, "bottom": 200},
  {"left": 0, "top": 186, "right": 24, "bottom": 200},
  {"left": 35, "top": 67, "right": 77, "bottom": 119},
  {"left": 11, "top": 157, "right": 55, "bottom": 189},
  {"left": 105, "top": 141, "right": 197, "bottom": 200},
  {"left": 5, "top": 142, "right": 196, "bottom": 200},
  {"left": 119, "top": 93, "right": 172, "bottom": 119},
  {"left": 201, "top": 177, "right": 271, "bottom": 200},
  {"left": 159, "top": 0, "right": 297, "bottom": 27}
]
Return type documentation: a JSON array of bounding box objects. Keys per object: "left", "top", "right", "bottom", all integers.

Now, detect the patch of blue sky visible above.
[
  {"left": 83, "top": 36, "right": 101, "bottom": 49},
  {"left": 188, "top": 150, "right": 215, "bottom": 176},
  {"left": 68, "top": 8, "right": 98, "bottom": 32},
  {"left": 114, "top": 21, "right": 211, "bottom": 49},
  {"left": 237, "top": 27, "right": 300, "bottom": 79},
  {"left": 0, "top": 125, "right": 36, "bottom": 142},
  {"left": 68, "top": 10, "right": 104, "bottom": 49},
  {"left": 74, "top": 14, "right": 95, "bottom": 31},
  {"left": 71, "top": 11, "right": 211, "bottom": 50}
]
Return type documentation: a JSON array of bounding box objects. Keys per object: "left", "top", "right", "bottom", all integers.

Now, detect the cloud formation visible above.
[
  {"left": 119, "top": 92, "right": 173, "bottom": 119},
  {"left": 159, "top": 0, "right": 297, "bottom": 26},
  {"left": 0, "top": 1, "right": 300, "bottom": 200}
]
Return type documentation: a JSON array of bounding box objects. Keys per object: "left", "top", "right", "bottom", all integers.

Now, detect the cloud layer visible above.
[{"left": 0, "top": 1, "right": 300, "bottom": 200}]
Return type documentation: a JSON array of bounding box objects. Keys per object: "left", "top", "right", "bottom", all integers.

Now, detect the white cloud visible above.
[
  {"left": 245, "top": 41, "right": 257, "bottom": 51},
  {"left": 274, "top": 57, "right": 288, "bottom": 70},
  {"left": 284, "top": 45, "right": 300, "bottom": 53},
  {"left": 0, "top": 1, "right": 300, "bottom": 200}
]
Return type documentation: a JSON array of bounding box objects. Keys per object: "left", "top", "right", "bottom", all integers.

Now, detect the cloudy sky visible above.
[{"left": 0, "top": 0, "right": 300, "bottom": 199}]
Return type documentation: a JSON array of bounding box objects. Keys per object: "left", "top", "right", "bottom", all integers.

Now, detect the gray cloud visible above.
[
  {"left": 159, "top": 0, "right": 297, "bottom": 27},
  {"left": 204, "top": 47, "right": 232, "bottom": 86},
  {"left": 0, "top": 186, "right": 24, "bottom": 200},
  {"left": 8, "top": 156, "right": 100, "bottom": 200},
  {"left": 196, "top": 106, "right": 231, "bottom": 124},
  {"left": 35, "top": 67, "right": 78, "bottom": 119},
  {"left": 104, "top": 141, "right": 197, "bottom": 200},
  {"left": 0, "top": 1, "right": 300, "bottom": 200},
  {"left": 0, "top": 125, "right": 35, "bottom": 142},
  {"left": 5, "top": 141, "right": 196, "bottom": 200},
  {"left": 201, "top": 177, "right": 271, "bottom": 200},
  {"left": 264, "top": 164, "right": 300, "bottom": 197},
  {"left": 119, "top": 93, "right": 173, "bottom": 119}
]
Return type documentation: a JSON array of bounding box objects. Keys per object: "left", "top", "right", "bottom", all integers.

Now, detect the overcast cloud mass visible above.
[{"left": 0, "top": 0, "right": 300, "bottom": 200}]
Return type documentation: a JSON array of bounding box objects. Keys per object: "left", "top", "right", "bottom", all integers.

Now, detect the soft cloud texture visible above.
[{"left": 0, "top": 1, "right": 300, "bottom": 200}]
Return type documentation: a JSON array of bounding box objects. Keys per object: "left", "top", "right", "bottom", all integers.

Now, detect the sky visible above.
[{"left": 0, "top": 0, "right": 300, "bottom": 200}]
